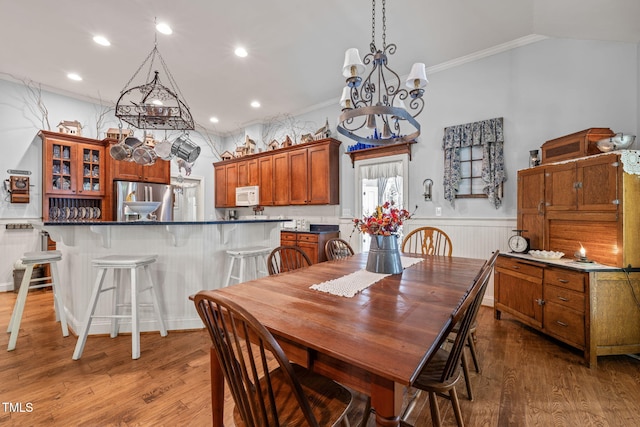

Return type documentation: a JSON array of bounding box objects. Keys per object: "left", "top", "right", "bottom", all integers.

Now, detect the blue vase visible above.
[{"left": 366, "top": 234, "right": 403, "bottom": 274}]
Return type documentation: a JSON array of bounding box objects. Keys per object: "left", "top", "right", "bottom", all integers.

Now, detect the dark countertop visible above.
[
  {"left": 280, "top": 229, "right": 340, "bottom": 235},
  {"left": 43, "top": 218, "right": 290, "bottom": 226}
]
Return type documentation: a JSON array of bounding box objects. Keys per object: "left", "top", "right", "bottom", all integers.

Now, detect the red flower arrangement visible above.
[{"left": 353, "top": 201, "right": 413, "bottom": 236}]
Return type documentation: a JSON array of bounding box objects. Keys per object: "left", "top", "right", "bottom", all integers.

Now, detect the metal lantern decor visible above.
[{"left": 337, "top": 0, "right": 427, "bottom": 146}]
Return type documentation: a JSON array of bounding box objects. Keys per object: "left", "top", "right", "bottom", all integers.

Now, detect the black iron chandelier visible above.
[
  {"left": 337, "top": 0, "right": 427, "bottom": 146},
  {"left": 115, "top": 40, "right": 194, "bottom": 131},
  {"left": 112, "top": 22, "right": 200, "bottom": 166}
]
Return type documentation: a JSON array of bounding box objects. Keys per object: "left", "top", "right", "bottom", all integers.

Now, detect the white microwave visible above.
[{"left": 235, "top": 185, "right": 260, "bottom": 206}]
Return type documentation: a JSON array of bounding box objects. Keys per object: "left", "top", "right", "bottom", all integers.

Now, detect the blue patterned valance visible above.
[{"left": 442, "top": 117, "right": 505, "bottom": 209}]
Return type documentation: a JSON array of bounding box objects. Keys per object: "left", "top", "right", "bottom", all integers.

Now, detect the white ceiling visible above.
[{"left": 1, "top": 0, "right": 638, "bottom": 136}]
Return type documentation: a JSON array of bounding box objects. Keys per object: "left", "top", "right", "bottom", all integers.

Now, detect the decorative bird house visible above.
[{"left": 57, "top": 120, "right": 82, "bottom": 136}]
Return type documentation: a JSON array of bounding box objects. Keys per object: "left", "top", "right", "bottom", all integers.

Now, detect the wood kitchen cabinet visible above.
[
  {"left": 258, "top": 156, "right": 274, "bottom": 206},
  {"left": 494, "top": 253, "right": 640, "bottom": 368},
  {"left": 213, "top": 138, "right": 341, "bottom": 208},
  {"left": 40, "top": 131, "right": 108, "bottom": 222},
  {"left": 41, "top": 131, "right": 106, "bottom": 197},
  {"left": 110, "top": 156, "right": 170, "bottom": 184},
  {"left": 272, "top": 152, "right": 289, "bottom": 205},
  {"left": 281, "top": 230, "right": 339, "bottom": 264},
  {"left": 237, "top": 158, "right": 258, "bottom": 187},
  {"left": 289, "top": 141, "right": 340, "bottom": 205},
  {"left": 214, "top": 162, "right": 238, "bottom": 208}
]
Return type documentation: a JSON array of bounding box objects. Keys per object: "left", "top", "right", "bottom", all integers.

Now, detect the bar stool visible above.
[
  {"left": 224, "top": 246, "right": 271, "bottom": 287},
  {"left": 7, "top": 250, "right": 69, "bottom": 351},
  {"left": 72, "top": 254, "right": 167, "bottom": 360}
]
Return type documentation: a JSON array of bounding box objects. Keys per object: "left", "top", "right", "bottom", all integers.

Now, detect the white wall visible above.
[
  {"left": 1, "top": 37, "right": 638, "bottom": 294},
  {"left": 260, "top": 38, "right": 638, "bottom": 223}
]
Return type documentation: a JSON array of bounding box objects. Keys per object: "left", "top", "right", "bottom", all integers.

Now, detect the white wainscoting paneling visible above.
[{"left": 338, "top": 217, "right": 517, "bottom": 306}]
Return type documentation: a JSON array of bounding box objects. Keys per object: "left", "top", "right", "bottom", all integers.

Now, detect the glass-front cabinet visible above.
[
  {"left": 43, "top": 134, "right": 105, "bottom": 196},
  {"left": 40, "top": 130, "right": 107, "bottom": 222}
]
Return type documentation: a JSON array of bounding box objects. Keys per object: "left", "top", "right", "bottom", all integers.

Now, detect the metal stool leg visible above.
[
  {"left": 7, "top": 265, "right": 34, "bottom": 351},
  {"left": 49, "top": 261, "right": 69, "bottom": 337},
  {"left": 72, "top": 268, "right": 108, "bottom": 360}
]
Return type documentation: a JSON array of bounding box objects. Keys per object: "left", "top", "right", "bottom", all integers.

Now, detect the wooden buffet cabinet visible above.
[
  {"left": 40, "top": 130, "right": 171, "bottom": 222},
  {"left": 214, "top": 138, "right": 340, "bottom": 208},
  {"left": 280, "top": 230, "right": 339, "bottom": 264},
  {"left": 495, "top": 253, "right": 640, "bottom": 368},
  {"left": 498, "top": 148, "right": 640, "bottom": 368}
]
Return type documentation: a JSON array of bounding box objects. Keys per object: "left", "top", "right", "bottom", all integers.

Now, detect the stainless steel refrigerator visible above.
[{"left": 114, "top": 181, "right": 174, "bottom": 222}]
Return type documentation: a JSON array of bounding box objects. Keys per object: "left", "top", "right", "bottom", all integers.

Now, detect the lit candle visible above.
[{"left": 579, "top": 246, "right": 586, "bottom": 258}]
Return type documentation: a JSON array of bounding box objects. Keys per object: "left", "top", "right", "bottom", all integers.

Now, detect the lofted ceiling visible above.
[{"left": 0, "top": 0, "right": 638, "bottom": 136}]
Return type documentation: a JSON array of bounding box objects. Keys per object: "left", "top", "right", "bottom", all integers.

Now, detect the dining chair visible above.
[
  {"left": 453, "top": 250, "right": 500, "bottom": 401},
  {"left": 401, "top": 226, "right": 453, "bottom": 256},
  {"left": 404, "top": 255, "right": 493, "bottom": 427},
  {"left": 324, "top": 238, "right": 355, "bottom": 261},
  {"left": 193, "top": 291, "right": 360, "bottom": 427},
  {"left": 267, "top": 245, "right": 312, "bottom": 275}
]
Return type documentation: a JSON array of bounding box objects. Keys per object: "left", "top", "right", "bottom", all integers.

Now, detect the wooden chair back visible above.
[
  {"left": 267, "top": 245, "right": 312, "bottom": 275},
  {"left": 194, "top": 292, "right": 322, "bottom": 426},
  {"left": 324, "top": 238, "right": 355, "bottom": 261},
  {"left": 439, "top": 252, "right": 496, "bottom": 383},
  {"left": 401, "top": 226, "right": 453, "bottom": 256}
]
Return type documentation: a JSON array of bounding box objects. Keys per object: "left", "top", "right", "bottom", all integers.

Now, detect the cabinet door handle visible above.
[
  {"left": 556, "top": 320, "right": 568, "bottom": 327},
  {"left": 557, "top": 296, "right": 569, "bottom": 302},
  {"left": 536, "top": 299, "right": 545, "bottom": 306},
  {"left": 511, "top": 265, "right": 520, "bottom": 270},
  {"left": 557, "top": 279, "right": 569, "bottom": 283}
]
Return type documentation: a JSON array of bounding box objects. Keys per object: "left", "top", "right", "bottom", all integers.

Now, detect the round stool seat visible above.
[
  {"left": 8, "top": 250, "right": 68, "bottom": 351},
  {"left": 92, "top": 254, "right": 157, "bottom": 268},
  {"left": 226, "top": 246, "right": 272, "bottom": 257},
  {"left": 72, "top": 254, "right": 166, "bottom": 360},
  {"left": 224, "top": 246, "right": 271, "bottom": 287},
  {"left": 22, "top": 250, "right": 62, "bottom": 264}
]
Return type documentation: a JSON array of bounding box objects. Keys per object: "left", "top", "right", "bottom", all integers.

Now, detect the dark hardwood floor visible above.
[{"left": 1, "top": 289, "right": 639, "bottom": 426}]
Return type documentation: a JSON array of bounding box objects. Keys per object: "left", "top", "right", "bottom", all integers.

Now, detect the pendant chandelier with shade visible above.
[{"left": 337, "top": 0, "right": 428, "bottom": 146}]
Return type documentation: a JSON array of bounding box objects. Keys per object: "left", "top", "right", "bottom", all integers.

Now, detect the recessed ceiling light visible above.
[
  {"left": 67, "top": 73, "right": 82, "bottom": 81},
  {"left": 234, "top": 47, "right": 248, "bottom": 58},
  {"left": 250, "top": 101, "right": 261, "bottom": 108},
  {"left": 93, "top": 35, "right": 111, "bottom": 46},
  {"left": 156, "top": 22, "right": 173, "bottom": 35},
  {"left": 209, "top": 117, "right": 219, "bottom": 123}
]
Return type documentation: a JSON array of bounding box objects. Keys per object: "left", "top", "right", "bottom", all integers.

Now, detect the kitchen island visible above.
[{"left": 36, "top": 219, "right": 287, "bottom": 335}]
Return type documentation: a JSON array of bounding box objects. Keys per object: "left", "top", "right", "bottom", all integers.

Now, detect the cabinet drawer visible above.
[
  {"left": 544, "top": 284, "right": 585, "bottom": 313},
  {"left": 544, "top": 302, "right": 585, "bottom": 347},
  {"left": 496, "top": 257, "right": 543, "bottom": 280},
  {"left": 297, "top": 233, "right": 318, "bottom": 243},
  {"left": 544, "top": 268, "right": 585, "bottom": 292},
  {"left": 281, "top": 232, "right": 297, "bottom": 243}
]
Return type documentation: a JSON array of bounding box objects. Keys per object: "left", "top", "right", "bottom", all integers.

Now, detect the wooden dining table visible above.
[{"left": 201, "top": 252, "right": 486, "bottom": 427}]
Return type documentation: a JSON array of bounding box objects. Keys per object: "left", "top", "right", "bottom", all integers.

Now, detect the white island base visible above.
[{"left": 38, "top": 220, "right": 283, "bottom": 335}]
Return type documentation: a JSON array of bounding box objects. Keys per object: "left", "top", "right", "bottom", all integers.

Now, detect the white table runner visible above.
[{"left": 310, "top": 256, "right": 424, "bottom": 297}]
